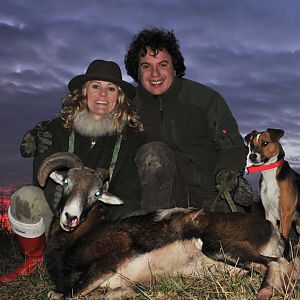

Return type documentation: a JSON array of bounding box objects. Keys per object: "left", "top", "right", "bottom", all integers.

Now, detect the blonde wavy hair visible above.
[{"left": 61, "top": 81, "right": 144, "bottom": 132}]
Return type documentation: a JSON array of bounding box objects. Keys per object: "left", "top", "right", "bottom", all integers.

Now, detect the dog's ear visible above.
[
  {"left": 267, "top": 128, "right": 285, "bottom": 142},
  {"left": 244, "top": 130, "right": 257, "bottom": 144}
]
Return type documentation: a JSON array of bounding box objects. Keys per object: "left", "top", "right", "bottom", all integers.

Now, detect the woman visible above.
[{"left": 0, "top": 59, "right": 145, "bottom": 283}]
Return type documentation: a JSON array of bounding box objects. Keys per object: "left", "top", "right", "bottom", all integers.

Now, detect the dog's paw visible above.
[{"left": 257, "top": 287, "right": 273, "bottom": 300}]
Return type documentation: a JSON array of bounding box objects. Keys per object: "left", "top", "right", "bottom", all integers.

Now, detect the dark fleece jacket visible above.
[
  {"left": 135, "top": 77, "right": 247, "bottom": 196},
  {"left": 33, "top": 117, "right": 145, "bottom": 220}
]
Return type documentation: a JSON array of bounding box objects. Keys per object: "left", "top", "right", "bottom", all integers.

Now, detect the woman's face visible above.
[{"left": 85, "top": 80, "right": 119, "bottom": 120}]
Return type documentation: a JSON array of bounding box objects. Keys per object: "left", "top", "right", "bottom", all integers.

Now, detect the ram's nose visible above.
[{"left": 64, "top": 212, "right": 79, "bottom": 229}]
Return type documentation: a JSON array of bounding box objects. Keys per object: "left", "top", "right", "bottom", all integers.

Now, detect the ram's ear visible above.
[
  {"left": 192, "top": 209, "right": 206, "bottom": 221},
  {"left": 98, "top": 191, "right": 123, "bottom": 205},
  {"left": 49, "top": 171, "right": 65, "bottom": 185},
  {"left": 191, "top": 209, "right": 210, "bottom": 228}
]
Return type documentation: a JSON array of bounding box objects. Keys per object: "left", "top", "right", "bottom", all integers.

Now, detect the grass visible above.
[{"left": 0, "top": 230, "right": 299, "bottom": 300}]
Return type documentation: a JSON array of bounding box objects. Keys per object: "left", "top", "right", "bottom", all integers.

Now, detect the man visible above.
[{"left": 124, "top": 28, "right": 255, "bottom": 211}]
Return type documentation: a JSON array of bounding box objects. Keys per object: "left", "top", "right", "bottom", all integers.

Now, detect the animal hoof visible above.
[
  {"left": 47, "top": 290, "right": 64, "bottom": 299},
  {"left": 257, "top": 287, "right": 273, "bottom": 300}
]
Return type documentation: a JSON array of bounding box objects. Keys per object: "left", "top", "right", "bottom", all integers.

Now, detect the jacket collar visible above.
[{"left": 137, "top": 77, "right": 182, "bottom": 105}]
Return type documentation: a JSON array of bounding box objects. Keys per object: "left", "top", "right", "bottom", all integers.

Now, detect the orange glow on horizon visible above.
[{"left": 0, "top": 186, "right": 14, "bottom": 232}]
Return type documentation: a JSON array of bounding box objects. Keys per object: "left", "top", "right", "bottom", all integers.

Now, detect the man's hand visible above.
[
  {"left": 36, "top": 121, "right": 52, "bottom": 154},
  {"left": 215, "top": 169, "right": 256, "bottom": 207},
  {"left": 20, "top": 121, "right": 53, "bottom": 157},
  {"left": 20, "top": 128, "right": 37, "bottom": 157}
]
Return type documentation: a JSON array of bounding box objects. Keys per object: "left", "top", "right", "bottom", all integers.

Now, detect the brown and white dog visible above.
[{"left": 245, "top": 128, "right": 300, "bottom": 239}]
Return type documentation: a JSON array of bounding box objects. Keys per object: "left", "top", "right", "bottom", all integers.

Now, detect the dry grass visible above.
[{"left": 1, "top": 230, "right": 299, "bottom": 300}]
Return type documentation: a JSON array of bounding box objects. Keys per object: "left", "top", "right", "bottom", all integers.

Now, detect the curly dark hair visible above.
[{"left": 124, "top": 27, "right": 186, "bottom": 82}]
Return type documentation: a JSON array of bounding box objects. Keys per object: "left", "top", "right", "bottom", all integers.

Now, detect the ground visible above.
[{"left": 1, "top": 227, "right": 300, "bottom": 300}]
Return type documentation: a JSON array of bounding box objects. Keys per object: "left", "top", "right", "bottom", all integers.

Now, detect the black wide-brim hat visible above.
[{"left": 68, "top": 59, "right": 136, "bottom": 99}]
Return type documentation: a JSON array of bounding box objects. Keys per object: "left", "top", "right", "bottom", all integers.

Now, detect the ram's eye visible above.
[
  {"left": 95, "top": 191, "right": 101, "bottom": 198},
  {"left": 63, "top": 178, "right": 69, "bottom": 185},
  {"left": 262, "top": 141, "right": 269, "bottom": 147}
]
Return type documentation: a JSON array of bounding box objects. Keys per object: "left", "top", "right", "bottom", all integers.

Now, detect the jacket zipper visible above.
[{"left": 159, "top": 97, "right": 166, "bottom": 141}]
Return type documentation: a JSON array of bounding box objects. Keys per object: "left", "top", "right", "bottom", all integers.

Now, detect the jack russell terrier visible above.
[{"left": 245, "top": 128, "right": 300, "bottom": 239}]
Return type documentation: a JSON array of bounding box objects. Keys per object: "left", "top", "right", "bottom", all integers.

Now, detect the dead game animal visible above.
[{"left": 39, "top": 152, "right": 297, "bottom": 300}]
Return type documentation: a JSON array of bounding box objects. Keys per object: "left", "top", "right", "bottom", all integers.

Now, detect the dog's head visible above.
[{"left": 244, "top": 128, "right": 285, "bottom": 165}]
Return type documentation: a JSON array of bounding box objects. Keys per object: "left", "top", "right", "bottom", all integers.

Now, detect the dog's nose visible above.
[{"left": 249, "top": 153, "right": 257, "bottom": 162}]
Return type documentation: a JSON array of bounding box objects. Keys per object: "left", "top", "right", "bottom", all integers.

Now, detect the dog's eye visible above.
[
  {"left": 63, "top": 178, "right": 69, "bottom": 185},
  {"left": 262, "top": 141, "right": 269, "bottom": 147}
]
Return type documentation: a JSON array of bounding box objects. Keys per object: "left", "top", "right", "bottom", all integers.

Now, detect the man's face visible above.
[{"left": 139, "top": 48, "right": 175, "bottom": 95}]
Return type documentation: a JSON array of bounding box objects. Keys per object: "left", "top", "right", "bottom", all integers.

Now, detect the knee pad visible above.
[
  {"left": 10, "top": 185, "right": 47, "bottom": 225},
  {"left": 8, "top": 207, "right": 45, "bottom": 238},
  {"left": 135, "top": 142, "right": 176, "bottom": 183}
]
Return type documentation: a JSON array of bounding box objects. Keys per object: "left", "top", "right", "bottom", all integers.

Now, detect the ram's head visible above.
[{"left": 37, "top": 152, "right": 123, "bottom": 231}]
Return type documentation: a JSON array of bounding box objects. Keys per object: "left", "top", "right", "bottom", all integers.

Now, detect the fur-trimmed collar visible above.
[{"left": 73, "top": 109, "right": 121, "bottom": 137}]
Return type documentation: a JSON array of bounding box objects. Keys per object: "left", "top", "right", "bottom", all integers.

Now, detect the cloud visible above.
[{"left": 1, "top": 0, "right": 300, "bottom": 186}]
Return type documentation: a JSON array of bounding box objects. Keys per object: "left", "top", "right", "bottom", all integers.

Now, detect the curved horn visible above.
[
  {"left": 95, "top": 168, "right": 110, "bottom": 182},
  {"left": 37, "top": 152, "right": 84, "bottom": 187}
]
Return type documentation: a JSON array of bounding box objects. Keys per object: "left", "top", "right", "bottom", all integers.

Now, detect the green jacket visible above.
[
  {"left": 33, "top": 117, "right": 145, "bottom": 220},
  {"left": 135, "top": 77, "right": 247, "bottom": 194}
]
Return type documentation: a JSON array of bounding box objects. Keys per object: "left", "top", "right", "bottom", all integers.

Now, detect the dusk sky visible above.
[{"left": 1, "top": 0, "right": 300, "bottom": 188}]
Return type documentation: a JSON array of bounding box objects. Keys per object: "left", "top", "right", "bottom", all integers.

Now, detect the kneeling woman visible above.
[{"left": 0, "top": 60, "right": 145, "bottom": 282}]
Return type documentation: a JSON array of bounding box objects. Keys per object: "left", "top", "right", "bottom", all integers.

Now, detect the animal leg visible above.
[
  {"left": 265, "top": 212, "right": 277, "bottom": 228},
  {"left": 54, "top": 227, "right": 133, "bottom": 297},
  {"left": 71, "top": 249, "right": 134, "bottom": 297},
  {"left": 75, "top": 267, "right": 115, "bottom": 297},
  {"left": 44, "top": 232, "right": 69, "bottom": 294},
  {"left": 102, "top": 287, "right": 139, "bottom": 300},
  {"left": 47, "top": 290, "right": 64, "bottom": 300},
  {"left": 202, "top": 242, "right": 276, "bottom": 270},
  {"left": 48, "top": 246, "right": 118, "bottom": 296},
  {"left": 279, "top": 185, "right": 297, "bottom": 238},
  {"left": 262, "top": 194, "right": 277, "bottom": 228},
  {"left": 258, "top": 261, "right": 281, "bottom": 300},
  {"left": 45, "top": 199, "right": 106, "bottom": 293},
  {"left": 73, "top": 260, "right": 127, "bottom": 298},
  {"left": 279, "top": 210, "right": 293, "bottom": 238},
  {"left": 258, "top": 257, "right": 291, "bottom": 300},
  {"left": 295, "top": 219, "right": 300, "bottom": 235},
  {"left": 295, "top": 218, "right": 300, "bottom": 247}
]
